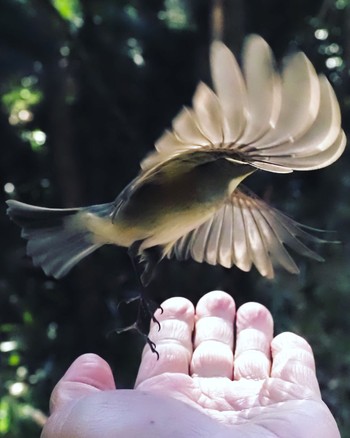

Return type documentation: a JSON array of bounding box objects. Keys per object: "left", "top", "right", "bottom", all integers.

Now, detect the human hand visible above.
[{"left": 41, "top": 291, "right": 340, "bottom": 437}]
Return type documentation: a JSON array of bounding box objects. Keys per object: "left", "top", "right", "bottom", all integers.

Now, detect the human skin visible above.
[{"left": 41, "top": 291, "right": 340, "bottom": 438}]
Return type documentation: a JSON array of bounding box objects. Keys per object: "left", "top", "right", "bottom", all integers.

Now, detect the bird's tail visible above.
[{"left": 6, "top": 200, "right": 113, "bottom": 279}]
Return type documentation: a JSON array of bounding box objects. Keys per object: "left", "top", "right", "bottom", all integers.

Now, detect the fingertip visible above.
[
  {"left": 50, "top": 354, "right": 116, "bottom": 413},
  {"left": 153, "top": 296, "right": 195, "bottom": 324},
  {"left": 196, "top": 290, "right": 236, "bottom": 320},
  {"left": 271, "top": 332, "right": 316, "bottom": 375},
  {"left": 271, "top": 332, "right": 313, "bottom": 355},
  {"left": 236, "top": 302, "right": 273, "bottom": 334},
  {"left": 270, "top": 332, "right": 319, "bottom": 397},
  {"left": 62, "top": 354, "right": 115, "bottom": 389}
]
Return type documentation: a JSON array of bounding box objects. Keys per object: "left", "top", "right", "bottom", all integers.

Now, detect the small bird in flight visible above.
[{"left": 7, "top": 35, "right": 346, "bottom": 286}]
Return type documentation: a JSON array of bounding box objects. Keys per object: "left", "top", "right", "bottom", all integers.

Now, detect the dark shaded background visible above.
[{"left": 0, "top": 0, "right": 350, "bottom": 436}]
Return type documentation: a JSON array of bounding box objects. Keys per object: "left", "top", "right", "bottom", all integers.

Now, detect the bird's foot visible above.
[{"left": 116, "top": 319, "right": 160, "bottom": 360}]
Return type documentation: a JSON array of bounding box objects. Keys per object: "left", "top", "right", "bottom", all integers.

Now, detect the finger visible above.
[
  {"left": 50, "top": 354, "right": 116, "bottom": 413},
  {"left": 135, "top": 297, "right": 195, "bottom": 387},
  {"left": 190, "top": 291, "right": 236, "bottom": 378},
  {"left": 271, "top": 332, "right": 321, "bottom": 398},
  {"left": 234, "top": 302, "right": 274, "bottom": 380}
]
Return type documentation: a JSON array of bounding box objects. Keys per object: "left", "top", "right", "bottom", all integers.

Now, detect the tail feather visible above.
[{"left": 6, "top": 200, "right": 107, "bottom": 278}]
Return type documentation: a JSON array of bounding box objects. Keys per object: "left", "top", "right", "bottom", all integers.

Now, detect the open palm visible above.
[{"left": 42, "top": 291, "right": 339, "bottom": 438}]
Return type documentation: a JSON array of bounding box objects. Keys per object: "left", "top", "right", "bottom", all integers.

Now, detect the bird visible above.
[{"left": 6, "top": 34, "right": 346, "bottom": 285}]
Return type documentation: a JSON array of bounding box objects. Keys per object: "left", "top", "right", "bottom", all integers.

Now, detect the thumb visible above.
[{"left": 49, "top": 353, "right": 116, "bottom": 414}]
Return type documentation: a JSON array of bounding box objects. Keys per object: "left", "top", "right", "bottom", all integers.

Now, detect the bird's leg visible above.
[
  {"left": 115, "top": 297, "right": 160, "bottom": 360},
  {"left": 118, "top": 241, "right": 163, "bottom": 357},
  {"left": 128, "top": 241, "right": 161, "bottom": 286},
  {"left": 128, "top": 240, "right": 163, "bottom": 319},
  {"left": 115, "top": 327, "right": 159, "bottom": 359}
]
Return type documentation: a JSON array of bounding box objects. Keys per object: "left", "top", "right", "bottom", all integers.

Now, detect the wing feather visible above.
[
  {"left": 258, "top": 131, "right": 346, "bottom": 171},
  {"left": 256, "top": 76, "right": 340, "bottom": 157},
  {"left": 205, "top": 206, "right": 225, "bottom": 264},
  {"left": 249, "top": 53, "right": 320, "bottom": 149},
  {"left": 239, "top": 35, "right": 282, "bottom": 145},
  {"left": 250, "top": 207, "right": 300, "bottom": 274},
  {"left": 232, "top": 197, "right": 251, "bottom": 272},
  {"left": 210, "top": 41, "right": 247, "bottom": 143},
  {"left": 242, "top": 203, "right": 274, "bottom": 278},
  {"left": 190, "top": 215, "right": 214, "bottom": 262},
  {"left": 172, "top": 107, "right": 210, "bottom": 145},
  {"left": 141, "top": 35, "right": 345, "bottom": 173},
  {"left": 218, "top": 203, "right": 234, "bottom": 268},
  {"left": 165, "top": 187, "right": 327, "bottom": 277},
  {"left": 192, "top": 82, "right": 224, "bottom": 145}
]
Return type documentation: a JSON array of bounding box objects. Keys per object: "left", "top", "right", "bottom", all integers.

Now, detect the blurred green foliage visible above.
[
  {"left": 0, "top": 0, "right": 350, "bottom": 436},
  {"left": 52, "top": 0, "right": 82, "bottom": 25}
]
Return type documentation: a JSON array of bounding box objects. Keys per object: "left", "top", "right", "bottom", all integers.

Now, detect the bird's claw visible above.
[
  {"left": 146, "top": 337, "right": 160, "bottom": 360},
  {"left": 151, "top": 314, "right": 161, "bottom": 332}
]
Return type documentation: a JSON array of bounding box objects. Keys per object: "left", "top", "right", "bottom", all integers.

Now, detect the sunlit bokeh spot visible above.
[
  {"left": 60, "top": 45, "right": 70, "bottom": 57},
  {"left": 326, "top": 56, "right": 343, "bottom": 69},
  {"left": 32, "top": 130, "right": 46, "bottom": 145},
  {"left": 127, "top": 38, "right": 145, "bottom": 67},
  {"left": 326, "top": 43, "right": 341, "bottom": 55},
  {"left": 4, "top": 183, "right": 15, "bottom": 194},
  {"left": 18, "top": 109, "right": 33, "bottom": 122},
  {"left": 0, "top": 341, "right": 18, "bottom": 352},
  {"left": 314, "top": 29, "right": 329, "bottom": 40},
  {"left": 21, "top": 130, "right": 47, "bottom": 151},
  {"left": 9, "top": 382, "right": 27, "bottom": 397},
  {"left": 16, "top": 367, "right": 28, "bottom": 379}
]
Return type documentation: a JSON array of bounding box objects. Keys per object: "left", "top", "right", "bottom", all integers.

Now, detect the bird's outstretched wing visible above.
[
  {"left": 163, "top": 187, "right": 326, "bottom": 279},
  {"left": 141, "top": 35, "right": 346, "bottom": 174}
]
